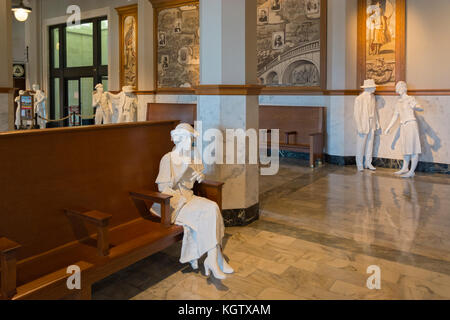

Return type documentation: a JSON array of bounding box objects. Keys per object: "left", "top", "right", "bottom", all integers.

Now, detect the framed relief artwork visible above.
[
  {"left": 116, "top": 4, "right": 138, "bottom": 89},
  {"left": 357, "top": 0, "right": 405, "bottom": 90},
  {"left": 257, "top": 0, "right": 327, "bottom": 91},
  {"left": 154, "top": 1, "right": 199, "bottom": 92}
]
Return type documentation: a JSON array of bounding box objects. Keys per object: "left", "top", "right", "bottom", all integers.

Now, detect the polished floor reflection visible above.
[{"left": 92, "top": 159, "right": 450, "bottom": 300}]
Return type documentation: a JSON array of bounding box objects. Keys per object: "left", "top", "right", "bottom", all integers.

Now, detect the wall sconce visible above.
[{"left": 12, "top": 0, "right": 32, "bottom": 22}]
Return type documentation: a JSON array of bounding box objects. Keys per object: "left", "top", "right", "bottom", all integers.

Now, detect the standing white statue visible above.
[
  {"left": 92, "top": 84, "right": 112, "bottom": 125},
  {"left": 152, "top": 123, "right": 234, "bottom": 280},
  {"left": 354, "top": 79, "right": 380, "bottom": 171},
  {"left": 385, "top": 81, "right": 422, "bottom": 178},
  {"left": 14, "top": 90, "right": 25, "bottom": 129},
  {"left": 107, "top": 86, "right": 138, "bottom": 123},
  {"left": 32, "top": 84, "right": 47, "bottom": 129}
]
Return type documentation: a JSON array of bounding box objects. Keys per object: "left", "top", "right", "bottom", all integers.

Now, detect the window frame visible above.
[{"left": 49, "top": 16, "right": 108, "bottom": 127}]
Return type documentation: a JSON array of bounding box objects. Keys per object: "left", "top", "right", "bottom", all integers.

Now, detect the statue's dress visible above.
[
  {"left": 153, "top": 152, "right": 225, "bottom": 264},
  {"left": 395, "top": 96, "right": 421, "bottom": 155}
]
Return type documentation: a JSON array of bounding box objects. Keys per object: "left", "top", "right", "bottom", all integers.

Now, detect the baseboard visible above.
[
  {"left": 222, "top": 203, "right": 260, "bottom": 227},
  {"left": 279, "top": 151, "right": 449, "bottom": 174}
]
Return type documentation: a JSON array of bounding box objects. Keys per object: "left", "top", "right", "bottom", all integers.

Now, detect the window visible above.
[{"left": 49, "top": 17, "right": 108, "bottom": 127}]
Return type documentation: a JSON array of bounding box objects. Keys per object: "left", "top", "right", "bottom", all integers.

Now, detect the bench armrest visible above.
[
  {"left": 129, "top": 190, "right": 173, "bottom": 227},
  {"left": 0, "top": 237, "right": 21, "bottom": 300},
  {"left": 65, "top": 208, "right": 112, "bottom": 257},
  {"left": 194, "top": 180, "right": 224, "bottom": 211},
  {"left": 129, "top": 190, "right": 172, "bottom": 204}
]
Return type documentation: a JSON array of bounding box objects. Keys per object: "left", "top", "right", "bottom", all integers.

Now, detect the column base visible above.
[{"left": 222, "top": 203, "right": 260, "bottom": 227}]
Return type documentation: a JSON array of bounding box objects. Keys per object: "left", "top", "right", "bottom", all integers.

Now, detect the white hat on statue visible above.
[
  {"left": 361, "top": 79, "right": 377, "bottom": 89},
  {"left": 171, "top": 123, "right": 199, "bottom": 138},
  {"left": 95, "top": 83, "right": 103, "bottom": 90}
]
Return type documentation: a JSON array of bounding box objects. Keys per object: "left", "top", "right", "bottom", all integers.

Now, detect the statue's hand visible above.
[
  {"left": 384, "top": 128, "right": 390, "bottom": 135},
  {"left": 191, "top": 171, "right": 205, "bottom": 184}
]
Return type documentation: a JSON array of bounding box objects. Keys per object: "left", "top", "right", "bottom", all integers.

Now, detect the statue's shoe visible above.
[
  {"left": 357, "top": 165, "right": 364, "bottom": 172},
  {"left": 401, "top": 172, "right": 415, "bottom": 179},
  {"left": 218, "top": 251, "right": 234, "bottom": 274},
  {"left": 204, "top": 256, "right": 226, "bottom": 280},
  {"left": 395, "top": 169, "right": 409, "bottom": 175},
  {"left": 190, "top": 259, "right": 199, "bottom": 270},
  {"left": 365, "top": 163, "right": 377, "bottom": 171}
]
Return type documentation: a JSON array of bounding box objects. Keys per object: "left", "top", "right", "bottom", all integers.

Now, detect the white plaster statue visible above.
[
  {"left": 14, "top": 90, "right": 25, "bottom": 129},
  {"left": 152, "top": 123, "right": 234, "bottom": 280},
  {"left": 32, "top": 84, "right": 47, "bottom": 129},
  {"left": 107, "top": 86, "right": 138, "bottom": 123},
  {"left": 385, "top": 81, "right": 422, "bottom": 178},
  {"left": 354, "top": 79, "right": 380, "bottom": 171},
  {"left": 92, "top": 84, "right": 112, "bottom": 125}
]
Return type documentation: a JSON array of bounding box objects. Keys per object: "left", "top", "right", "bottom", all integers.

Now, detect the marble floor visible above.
[{"left": 92, "top": 159, "right": 450, "bottom": 300}]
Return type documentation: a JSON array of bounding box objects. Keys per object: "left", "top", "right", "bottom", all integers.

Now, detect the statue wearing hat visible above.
[
  {"left": 107, "top": 86, "right": 138, "bottom": 123},
  {"left": 384, "top": 81, "right": 422, "bottom": 178},
  {"left": 354, "top": 79, "right": 380, "bottom": 171},
  {"left": 151, "top": 123, "right": 234, "bottom": 280},
  {"left": 92, "top": 84, "right": 113, "bottom": 125}
]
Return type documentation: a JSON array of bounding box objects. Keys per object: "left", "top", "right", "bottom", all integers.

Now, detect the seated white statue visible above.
[{"left": 152, "top": 123, "right": 234, "bottom": 280}]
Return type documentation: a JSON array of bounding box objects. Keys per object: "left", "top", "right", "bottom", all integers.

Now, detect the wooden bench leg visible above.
[{"left": 0, "top": 238, "right": 21, "bottom": 300}]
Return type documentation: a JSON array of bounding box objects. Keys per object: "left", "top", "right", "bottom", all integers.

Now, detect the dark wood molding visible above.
[
  {"left": 195, "top": 85, "right": 264, "bottom": 96},
  {"left": 0, "top": 88, "right": 16, "bottom": 94},
  {"left": 156, "top": 87, "right": 196, "bottom": 95},
  {"left": 148, "top": 0, "right": 196, "bottom": 9}
]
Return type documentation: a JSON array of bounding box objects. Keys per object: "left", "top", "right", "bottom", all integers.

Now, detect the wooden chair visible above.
[
  {"left": 259, "top": 105, "right": 326, "bottom": 168},
  {"left": 0, "top": 121, "right": 223, "bottom": 300}
]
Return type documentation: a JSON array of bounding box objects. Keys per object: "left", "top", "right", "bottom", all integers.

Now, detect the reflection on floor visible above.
[{"left": 92, "top": 158, "right": 450, "bottom": 300}]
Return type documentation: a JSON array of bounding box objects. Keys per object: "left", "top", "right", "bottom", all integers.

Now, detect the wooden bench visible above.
[
  {"left": 259, "top": 105, "right": 326, "bottom": 168},
  {"left": 0, "top": 121, "right": 223, "bottom": 300},
  {"left": 147, "top": 103, "right": 197, "bottom": 127}
]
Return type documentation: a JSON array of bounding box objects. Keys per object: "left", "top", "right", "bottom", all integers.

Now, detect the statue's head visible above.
[
  {"left": 171, "top": 123, "right": 199, "bottom": 152},
  {"left": 95, "top": 83, "right": 104, "bottom": 93},
  {"left": 122, "top": 86, "right": 135, "bottom": 96},
  {"left": 32, "top": 84, "right": 39, "bottom": 91},
  {"left": 19, "top": 90, "right": 25, "bottom": 95},
  {"left": 396, "top": 81, "right": 407, "bottom": 95}
]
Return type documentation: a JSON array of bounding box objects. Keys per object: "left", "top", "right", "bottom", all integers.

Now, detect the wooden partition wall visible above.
[{"left": 147, "top": 103, "right": 197, "bottom": 126}]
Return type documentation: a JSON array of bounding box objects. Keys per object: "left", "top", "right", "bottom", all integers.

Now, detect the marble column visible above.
[
  {"left": 0, "top": 0, "right": 14, "bottom": 132},
  {"left": 198, "top": 0, "right": 260, "bottom": 226}
]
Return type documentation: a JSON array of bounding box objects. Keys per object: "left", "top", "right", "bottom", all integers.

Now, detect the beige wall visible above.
[{"left": 406, "top": 0, "right": 450, "bottom": 89}]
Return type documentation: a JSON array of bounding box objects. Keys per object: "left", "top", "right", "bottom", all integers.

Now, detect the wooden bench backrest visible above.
[
  {"left": 259, "top": 106, "right": 326, "bottom": 145},
  {"left": 0, "top": 121, "right": 177, "bottom": 261},
  {"left": 147, "top": 103, "right": 197, "bottom": 126}
]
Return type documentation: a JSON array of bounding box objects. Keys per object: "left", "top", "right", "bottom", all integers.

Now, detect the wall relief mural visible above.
[
  {"left": 358, "top": 0, "right": 405, "bottom": 90},
  {"left": 116, "top": 4, "right": 138, "bottom": 89},
  {"left": 157, "top": 4, "right": 200, "bottom": 89},
  {"left": 257, "top": 0, "right": 325, "bottom": 88}
]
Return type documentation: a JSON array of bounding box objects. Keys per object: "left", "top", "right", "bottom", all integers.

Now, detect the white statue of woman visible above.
[
  {"left": 14, "top": 90, "right": 25, "bottom": 129},
  {"left": 152, "top": 123, "right": 234, "bottom": 280},
  {"left": 92, "top": 84, "right": 112, "bottom": 125},
  {"left": 384, "top": 81, "right": 422, "bottom": 178},
  {"left": 107, "top": 86, "right": 138, "bottom": 123},
  {"left": 32, "top": 84, "right": 47, "bottom": 129},
  {"left": 354, "top": 79, "right": 380, "bottom": 171}
]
